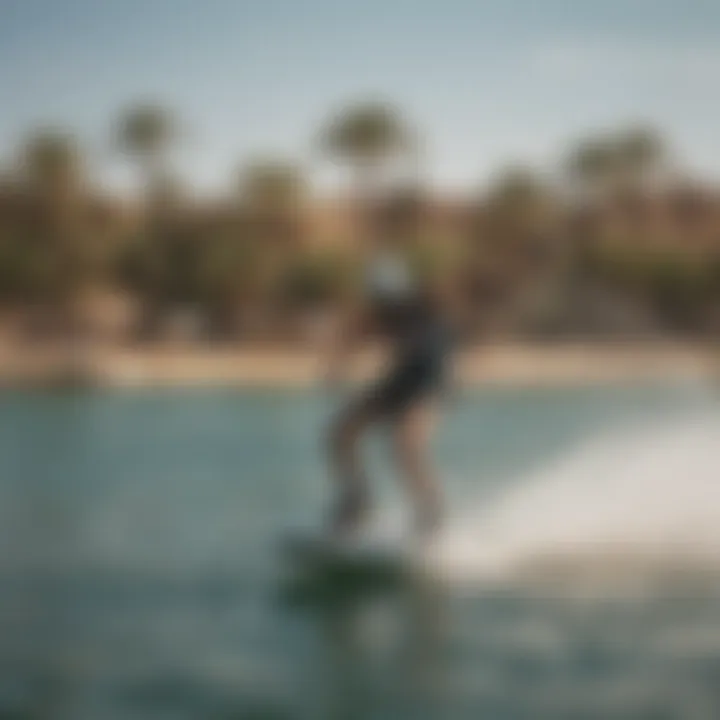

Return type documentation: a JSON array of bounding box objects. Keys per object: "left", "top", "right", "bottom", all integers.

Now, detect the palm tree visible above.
[
  {"left": 21, "top": 131, "right": 87, "bottom": 298},
  {"left": 115, "top": 103, "right": 178, "bottom": 337},
  {"left": 14, "top": 130, "right": 110, "bottom": 343},
  {"left": 234, "top": 159, "right": 308, "bottom": 334},
  {"left": 116, "top": 103, "right": 176, "bottom": 196},
  {"left": 567, "top": 126, "right": 667, "bottom": 198},
  {"left": 319, "top": 101, "right": 411, "bottom": 218},
  {"left": 615, "top": 125, "right": 665, "bottom": 188},
  {"left": 566, "top": 136, "right": 618, "bottom": 196}
]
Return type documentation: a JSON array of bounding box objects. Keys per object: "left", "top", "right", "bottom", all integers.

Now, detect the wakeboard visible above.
[{"left": 281, "top": 528, "right": 417, "bottom": 581}]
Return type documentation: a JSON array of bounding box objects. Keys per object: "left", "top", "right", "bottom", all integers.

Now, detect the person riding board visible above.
[{"left": 325, "top": 189, "right": 462, "bottom": 540}]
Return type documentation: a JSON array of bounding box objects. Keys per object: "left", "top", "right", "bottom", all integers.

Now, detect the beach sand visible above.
[{"left": 1, "top": 342, "right": 717, "bottom": 388}]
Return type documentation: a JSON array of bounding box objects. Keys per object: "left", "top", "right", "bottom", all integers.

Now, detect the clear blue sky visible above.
[{"left": 2, "top": 0, "right": 719, "bottom": 193}]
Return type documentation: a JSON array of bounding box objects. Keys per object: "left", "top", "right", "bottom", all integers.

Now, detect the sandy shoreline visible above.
[{"left": 0, "top": 342, "right": 718, "bottom": 388}]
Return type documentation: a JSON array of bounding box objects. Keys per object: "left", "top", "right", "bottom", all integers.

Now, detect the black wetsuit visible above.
[
  {"left": 328, "top": 253, "right": 453, "bottom": 533},
  {"left": 363, "top": 264, "right": 453, "bottom": 416}
]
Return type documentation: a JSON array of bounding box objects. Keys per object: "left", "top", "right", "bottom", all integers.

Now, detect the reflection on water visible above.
[
  {"left": 279, "top": 572, "right": 449, "bottom": 720},
  {"left": 1, "top": 386, "right": 720, "bottom": 718},
  {"left": 8, "top": 572, "right": 720, "bottom": 718}
]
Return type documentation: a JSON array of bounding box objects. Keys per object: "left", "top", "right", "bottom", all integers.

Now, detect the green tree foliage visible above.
[
  {"left": 239, "top": 159, "right": 305, "bottom": 214},
  {"left": 479, "top": 166, "right": 561, "bottom": 284},
  {"left": 590, "top": 241, "right": 717, "bottom": 331},
  {"left": 116, "top": 103, "right": 176, "bottom": 181},
  {"left": 566, "top": 125, "right": 666, "bottom": 195},
  {"left": 321, "top": 101, "right": 409, "bottom": 166},
  {"left": 282, "top": 248, "right": 357, "bottom": 309},
  {"left": 114, "top": 104, "right": 181, "bottom": 334},
  {"left": 485, "top": 168, "right": 553, "bottom": 227},
  {"left": 0, "top": 105, "right": 718, "bottom": 341},
  {"left": 3, "top": 131, "right": 101, "bottom": 310},
  {"left": 616, "top": 125, "right": 665, "bottom": 182},
  {"left": 21, "top": 131, "right": 83, "bottom": 195},
  {"left": 319, "top": 101, "right": 411, "bottom": 213},
  {"left": 567, "top": 137, "right": 618, "bottom": 190}
]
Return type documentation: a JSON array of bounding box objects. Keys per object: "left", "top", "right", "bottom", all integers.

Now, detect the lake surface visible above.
[{"left": 1, "top": 383, "right": 720, "bottom": 719}]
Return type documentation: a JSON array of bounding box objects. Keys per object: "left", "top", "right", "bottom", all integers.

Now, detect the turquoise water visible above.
[{"left": 2, "top": 384, "right": 720, "bottom": 719}]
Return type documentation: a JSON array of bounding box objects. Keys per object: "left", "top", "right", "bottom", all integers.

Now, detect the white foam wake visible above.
[{"left": 427, "top": 412, "right": 720, "bottom": 591}]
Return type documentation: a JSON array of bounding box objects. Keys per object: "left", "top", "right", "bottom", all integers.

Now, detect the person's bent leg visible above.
[
  {"left": 326, "top": 396, "right": 379, "bottom": 535},
  {"left": 393, "top": 400, "right": 443, "bottom": 538}
]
